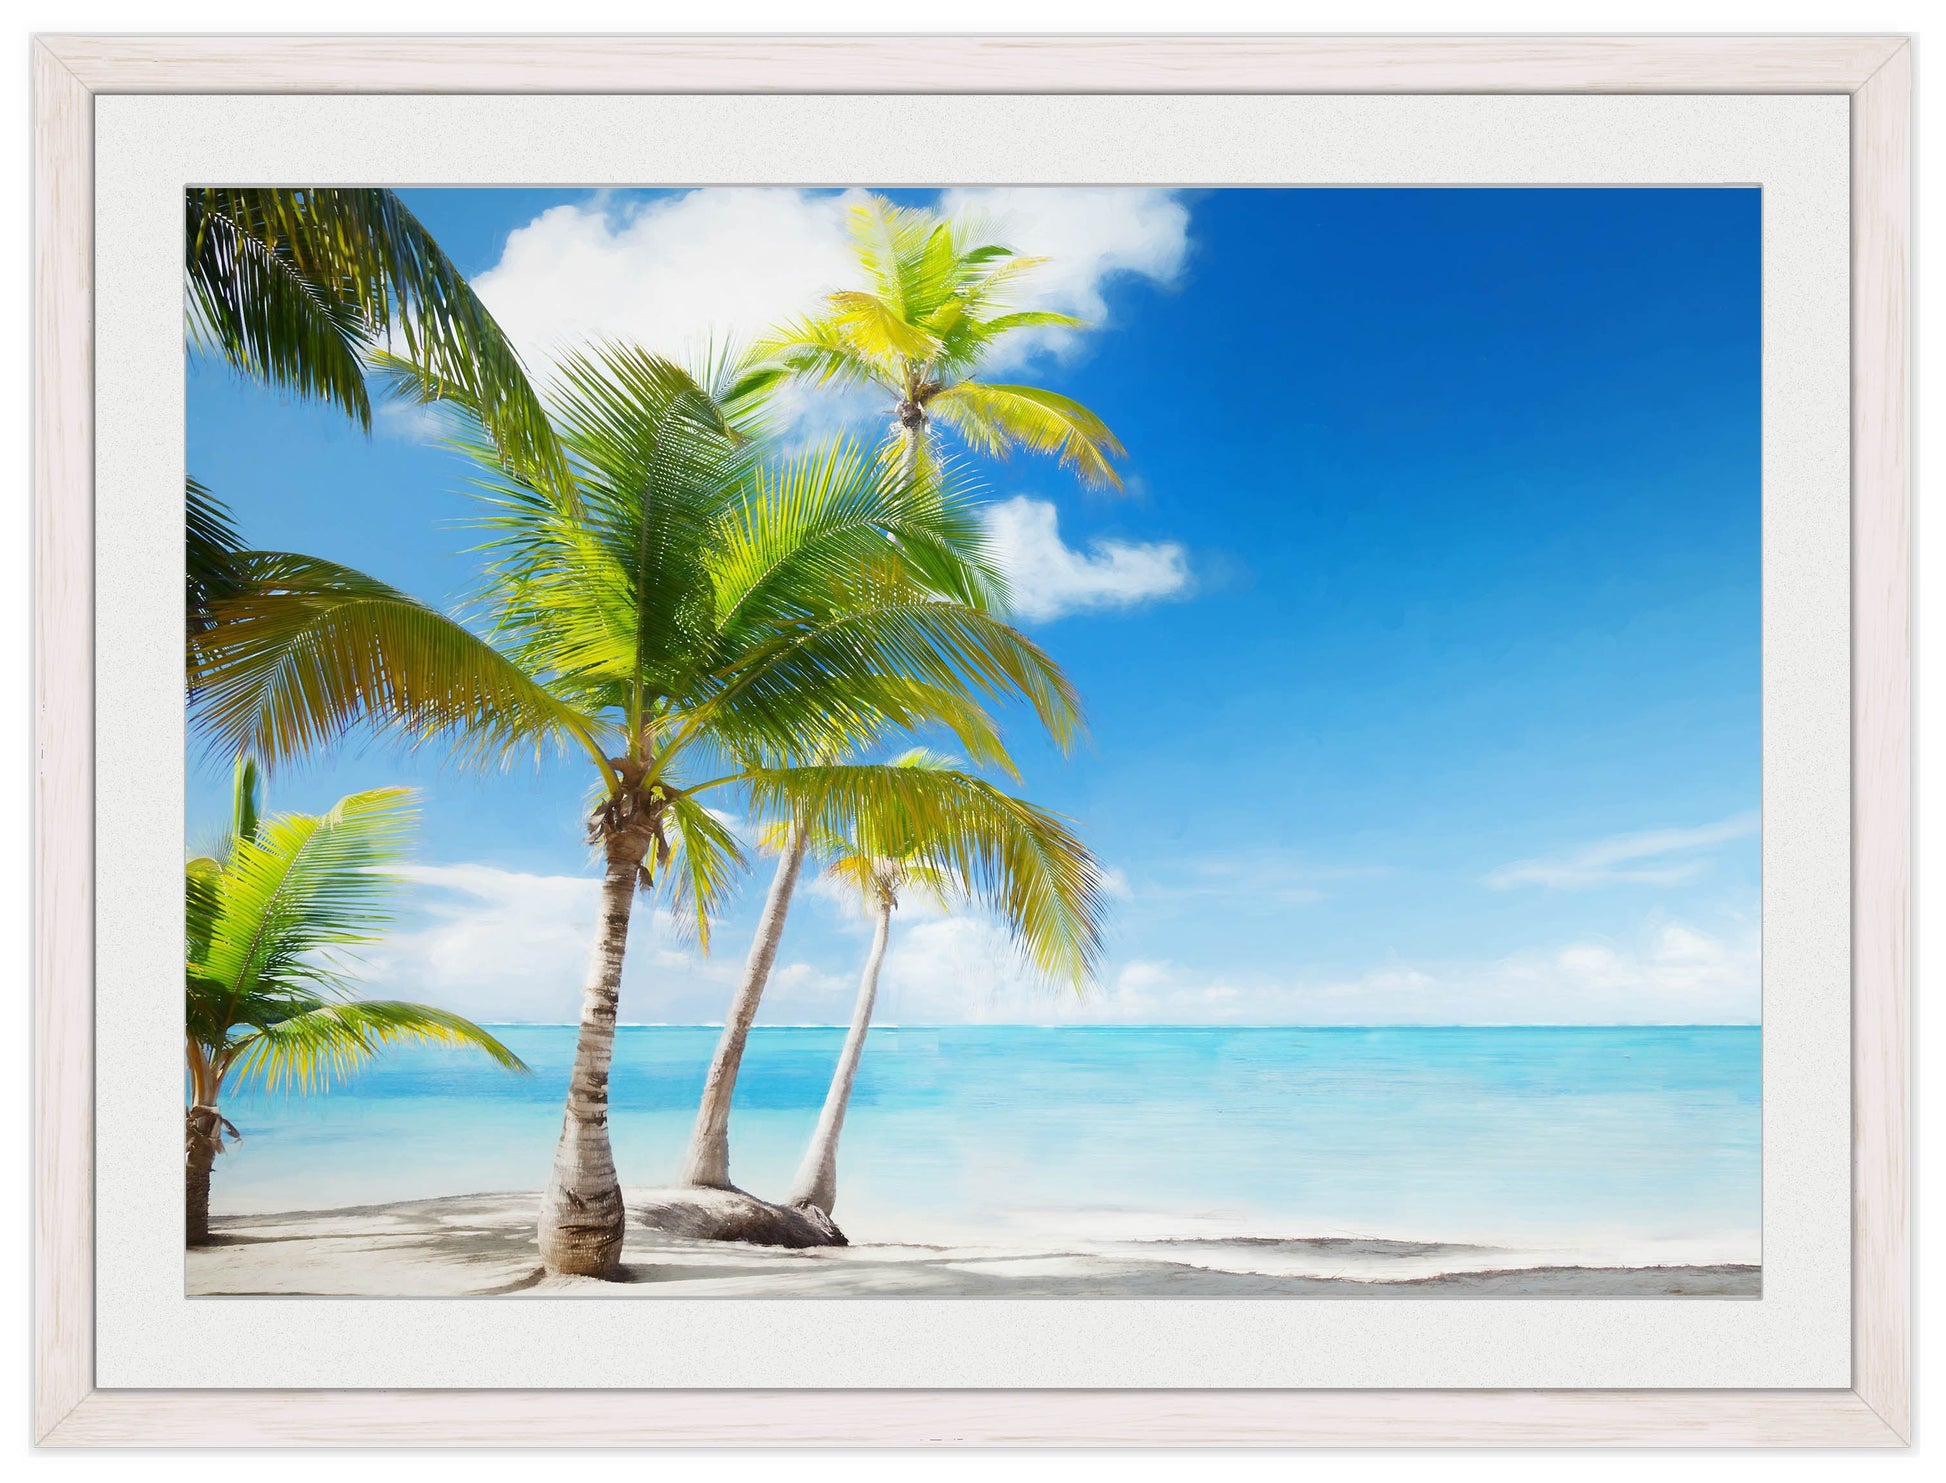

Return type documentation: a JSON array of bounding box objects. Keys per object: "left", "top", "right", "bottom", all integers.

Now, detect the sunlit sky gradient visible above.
[{"left": 187, "top": 186, "right": 1760, "bottom": 1026}]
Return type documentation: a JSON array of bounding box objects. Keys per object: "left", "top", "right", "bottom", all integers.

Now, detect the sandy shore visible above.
[{"left": 187, "top": 1192, "right": 1759, "bottom": 1298}]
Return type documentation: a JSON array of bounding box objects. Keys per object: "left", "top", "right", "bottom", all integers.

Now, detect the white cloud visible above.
[
  {"left": 1485, "top": 812, "right": 1760, "bottom": 891},
  {"left": 469, "top": 186, "right": 1190, "bottom": 387},
  {"left": 366, "top": 863, "right": 756, "bottom": 1025},
  {"left": 365, "top": 862, "right": 1756, "bottom": 1028},
  {"left": 868, "top": 915, "right": 1760, "bottom": 1027},
  {"left": 373, "top": 398, "right": 445, "bottom": 445},
  {"left": 1129, "top": 852, "right": 1391, "bottom": 909},
  {"left": 986, "top": 496, "right": 1191, "bottom": 622},
  {"left": 936, "top": 187, "right": 1191, "bottom": 365},
  {"left": 470, "top": 188, "right": 864, "bottom": 380}
]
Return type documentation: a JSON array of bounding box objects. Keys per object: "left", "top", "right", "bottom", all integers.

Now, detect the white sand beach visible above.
[{"left": 187, "top": 1192, "right": 1759, "bottom": 1298}]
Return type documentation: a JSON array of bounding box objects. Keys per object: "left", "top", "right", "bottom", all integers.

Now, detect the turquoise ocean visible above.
[{"left": 211, "top": 1025, "right": 1760, "bottom": 1261}]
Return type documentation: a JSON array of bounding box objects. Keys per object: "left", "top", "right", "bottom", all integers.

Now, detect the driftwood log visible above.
[{"left": 631, "top": 1186, "right": 846, "bottom": 1249}]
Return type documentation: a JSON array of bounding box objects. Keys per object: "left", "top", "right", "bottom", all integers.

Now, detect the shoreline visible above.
[{"left": 188, "top": 1192, "right": 1760, "bottom": 1298}]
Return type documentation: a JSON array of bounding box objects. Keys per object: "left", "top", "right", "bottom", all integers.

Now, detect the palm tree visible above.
[
  {"left": 186, "top": 186, "right": 567, "bottom": 493},
  {"left": 184, "top": 758, "right": 526, "bottom": 1246},
  {"left": 740, "top": 749, "right": 1104, "bottom": 1220},
  {"left": 678, "top": 201, "right": 1125, "bottom": 1194},
  {"left": 756, "top": 195, "right": 1127, "bottom": 490},
  {"left": 677, "top": 728, "right": 1019, "bottom": 1193},
  {"left": 201, "top": 346, "right": 1084, "bottom": 1277}
]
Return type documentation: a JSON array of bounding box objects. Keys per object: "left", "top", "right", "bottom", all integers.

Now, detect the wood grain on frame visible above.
[
  {"left": 1847, "top": 39, "right": 1913, "bottom": 1446},
  {"left": 32, "top": 33, "right": 1911, "bottom": 94},
  {"left": 32, "top": 37, "right": 96, "bottom": 1449},
  {"left": 31, "top": 33, "right": 1911, "bottom": 1448}
]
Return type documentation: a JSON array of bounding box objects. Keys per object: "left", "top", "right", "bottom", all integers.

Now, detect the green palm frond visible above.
[
  {"left": 708, "top": 439, "right": 1006, "bottom": 642},
  {"left": 844, "top": 196, "right": 942, "bottom": 322},
  {"left": 744, "top": 753, "right": 1105, "bottom": 989},
  {"left": 827, "top": 289, "right": 941, "bottom": 362},
  {"left": 656, "top": 790, "right": 751, "bottom": 951},
  {"left": 193, "top": 786, "right": 417, "bottom": 1007},
  {"left": 225, "top": 1000, "right": 528, "bottom": 1095},
  {"left": 750, "top": 314, "right": 897, "bottom": 397},
  {"left": 851, "top": 678, "right": 1015, "bottom": 778},
  {"left": 185, "top": 190, "right": 373, "bottom": 424},
  {"left": 188, "top": 551, "right": 606, "bottom": 774},
  {"left": 184, "top": 856, "right": 224, "bottom": 986},
  {"left": 928, "top": 382, "right": 1127, "bottom": 489},
  {"left": 186, "top": 478, "right": 247, "bottom": 640},
  {"left": 186, "top": 188, "right": 568, "bottom": 492},
  {"left": 703, "top": 596, "right": 1084, "bottom": 760}
]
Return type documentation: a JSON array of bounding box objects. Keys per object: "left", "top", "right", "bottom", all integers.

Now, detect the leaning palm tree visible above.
[
  {"left": 186, "top": 186, "right": 568, "bottom": 493},
  {"left": 184, "top": 758, "right": 526, "bottom": 1246},
  {"left": 197, "top": 345, "right": 1084, "bottom": 1277},
  {"left": 741, "top": 749, "right": 1104, "bottom": 1220},
  {"left": 677, "top": 727, "right": 1018, "bottom": 1192},
  {"left": 756, "top": 195, "right": 1127, "bottom": 489}
]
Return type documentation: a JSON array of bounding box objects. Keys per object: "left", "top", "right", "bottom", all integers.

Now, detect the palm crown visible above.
[
  {"left": 756, "top": 196, "right": 1128, "bottom": 489},
  {"left": 359, "top": 344, "right": 1083, "bottom": 937},
  {"left": 762, "top": 747, "right": 1104, "bottom": 990}
]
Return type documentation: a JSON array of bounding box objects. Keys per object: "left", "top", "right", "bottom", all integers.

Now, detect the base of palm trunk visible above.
[
  {"left": 537, "top": 1183, "right": 627, "bottom": 1278},
  {"left": 186, "top": 1166, "right": 213, "bottom": 1246},
  {"left": 635, "top": 1186, "right": 846, "bottom": 1248}
]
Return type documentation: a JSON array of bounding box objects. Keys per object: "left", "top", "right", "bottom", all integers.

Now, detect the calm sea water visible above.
[{"left": 210, "top": 1025, "right": 1760, "bottom": 1254}]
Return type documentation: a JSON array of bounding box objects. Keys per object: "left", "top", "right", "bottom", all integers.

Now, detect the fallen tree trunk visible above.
[{"left": 632, "top": 1185, "right": 846, "bottom": 1249}]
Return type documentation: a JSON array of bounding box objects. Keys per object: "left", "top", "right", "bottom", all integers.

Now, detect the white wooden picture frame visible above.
[{"left": 31, "top": 33, "right": 1910, "bottom": 1447}]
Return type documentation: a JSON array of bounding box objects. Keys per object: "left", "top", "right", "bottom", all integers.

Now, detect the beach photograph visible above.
[{"left": 183, "top": 184, "right": 1760, "bottom": 1299}]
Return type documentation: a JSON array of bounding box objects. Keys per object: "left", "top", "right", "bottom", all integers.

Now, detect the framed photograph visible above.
[{"left": 33, "top": 34, "right": 1909, "bottom": 1447}]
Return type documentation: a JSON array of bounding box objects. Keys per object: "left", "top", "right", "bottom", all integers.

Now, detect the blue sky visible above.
[{"left": 187, "top": 186, "right": 1760, "bottom": 1026}]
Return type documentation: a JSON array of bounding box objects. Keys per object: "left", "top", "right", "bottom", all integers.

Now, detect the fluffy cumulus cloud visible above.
[
  {"left": 936, "top": 187, "right": 1192, "bottom": 365},
  {"left": 469, "top": 188, "right": 864, "bottom": 378},
  {"left": 468, "top": 186, "right": 1190, "bottom": 383},
  {"left": 985, "top": 496, "right": 1191, "bottom": 622},
  {"left": 1485, "top": 812, "right": 1760, "bottom": 891}
]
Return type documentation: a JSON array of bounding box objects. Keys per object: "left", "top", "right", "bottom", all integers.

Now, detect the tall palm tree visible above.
[
  {"left": 185, "top": 758, "right": 526, "bottom": 1246},
  {"left": 745, "top": 749, "right": 1104, "bottom": 1220},
  {"left": 756, "top": 195, "right": 1127, "bottom": 490},
  {"left": 186, "top": 186, "right": 568, "bottom": 493},
  {"left": 679, "top": 201, "right": 1124, "bottom": 1193},
  {"left": 199, "top": 346, "right": 1084, "bottom": 1277}
]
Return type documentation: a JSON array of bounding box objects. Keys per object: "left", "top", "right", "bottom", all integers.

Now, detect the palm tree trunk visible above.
[
  {"left": 680, "top": 824, "right": 810, "bottom": 1188},
  {"left": 895, "top": 409, "right": 926, "bottom": 490},
  {"left": 789, "top": 898, "right": 892, "bottom": 1217},
  {"left": 536, "top": 847, "right": 639, "bottom": 1277},
  {"left": 184, "top": 1106, "right": 223, "bottom": 1246}
]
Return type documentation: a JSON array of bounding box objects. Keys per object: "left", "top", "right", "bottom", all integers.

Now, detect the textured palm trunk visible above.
[
  {"left": 789, "top": 898, "right": 892, "bottom": 1217},
  {"left": 896, "top": 410, "right": 926, "bottom": 489},
  {"left": 680, "top": 824, "right": 810, "bottom": 1188},
  {"left": 536, "top": 845, "right": 640, "bottom": 1277},
  {"left": 184, "top": 1106, "right": 223, "bottom": 1246}
]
